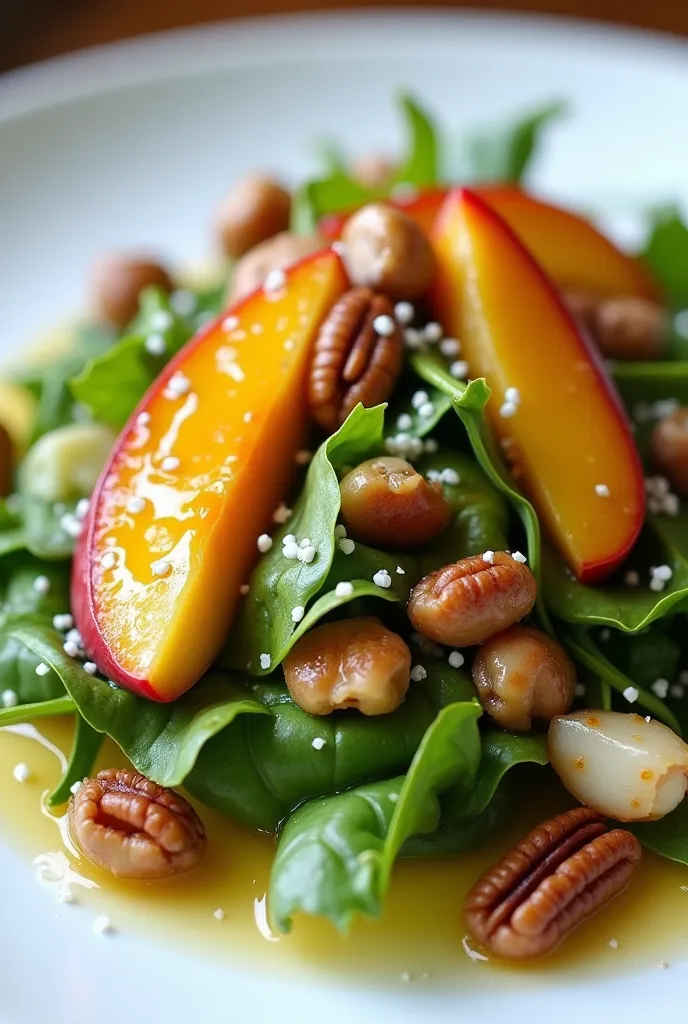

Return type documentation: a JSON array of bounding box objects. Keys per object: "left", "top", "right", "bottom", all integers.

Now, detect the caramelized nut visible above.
[
  {"left": 408, "top": 552, "right": 537, "bottom": 648},
  {"left": 309, "top": 288, "right": 404, "bottom": 432},
  {"left": 339, "top": 456, "right": 451, "bottom": 548},
  {"left": 651, "top": 406, "right": 688, "bottom": 494},
  {"left": 215, "top": 175, "right": 291, "bottom": 259},
  {"left": 350, "top": 152, "right": 395, "bottom": 189},
  {"left": 563, "top": 289, "right": 599, "bottom": 334},
  {"left": 548, "top": 710, "right": 688, "bottom": 821},
  {"left": 283, "top": 616, "right": 411, "bottom": 716},
  {"left": 228, "top": 231, "right": 324, "bottom": 304},
  {"left": 91, "top": 255, "right": 173, "bottom": 328},
  {"left": 341, "top": 203, "right": 436, "bottom": 301},
  {"left": 465, "top": 807, "right": 641, "bottom": 959},
  {"left": 0, "top": 423, "right": 13, "bottom": 497},
  {"left": 593, "top": 297, "right": 667, "bottom": 360},
  {"left": 69, "top": 769, "right": 206, "bottom": 879},
  {"left": 472, "top": 625, "right": 576, "bottom": 732}
]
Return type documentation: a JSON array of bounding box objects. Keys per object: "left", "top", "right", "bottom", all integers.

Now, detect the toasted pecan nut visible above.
[
  {"left": 465, "top": 807, "right": 641, "bottom": 959},
  {"left": 91, "top": 255, "right": 173, "bottom": 328},
  {"left": 69, "top": 769, "right": 206, "bottom": 879},
  {"left": 407, "top": 552, "right": 537, "bottom": 647},
  {"left": 308, "top": 287, "right": 404, "bottom": 432},
  {"left": 215, "top": 175, "right": 291, "bottom": 259},
  {"left": 651, "top": 406, "right": 688, "bottom": 495},
  {"left": 593, "top": 297, "right": 667, "bottom": 361}
]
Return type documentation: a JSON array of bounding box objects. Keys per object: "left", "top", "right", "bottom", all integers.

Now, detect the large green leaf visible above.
[
  {"left": 631, "top": 800, "right": 688, "bottom": 866},
  {"left": 48, "top": 715, "right": 103, "bottom": 806},
  {"left": 639, "top": 205, "right": 688, "bottom": 307}
]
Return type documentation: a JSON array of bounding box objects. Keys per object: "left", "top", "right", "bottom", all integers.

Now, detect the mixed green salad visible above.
[{"left": 2, "top": 95, "right": 688, "bottom": 948}]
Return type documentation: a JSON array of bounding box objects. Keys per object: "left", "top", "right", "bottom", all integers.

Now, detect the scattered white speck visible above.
[
  {"left": 295, "top": 449, "right": 312, "bottom": 465},
  {"left": 12, "top": 763, "right": 31, "bottom": 783},
  {"left": 92, "top": 915, "right": 113, "bottom": 937},
  {"left": 259, "top": 653, "right": 271, "bottom": 671},
  {"left": 33, "top": 575, "right": 51, "bottom": 595},
  {"left": 257, "top": 534, "right": 273, "bottom": 553},
  {"left": 448, "top": 651, "right": 465, "bottom": 669},
  {"left": 482, "top": 550, "right": 495, "bottom": 565},
  {"left": 403, "top": 327, "right": 422, "bottom": 350},
  {"left": 273, "top": 503, "right": 292, "bottom": 524},
  {"left": 283, "top": 338, "right": 295, "bottom": 351},
  {"left": 165, "top": 372, "right": 191, "bottom": 398},
  {"left": 335, "top": 581, "right": 354, "bottom": 598},
  {"left": 623, "top": 686, "right": 639, "bottom": 703},
  {"left": 57, "top": 887, "right": 76, "bottom": 905},
  {"left": 440, "top": 467, "right": 460, "bottom": 486},
  {"left": 264, "top": 268, "right": 286, "bottom": 293},
  {"left": 608, "top": 939, "right": 619, "bottom": 950},
  {"left": 400, "top": 972, "right": 413, "bottom": 984},
  {"left": 426, "top": 469, "right": 442, "bottom": 483},
  {"left": 299, "top": 537, "right": 312, "bottom": 548},
  {"left": 373, "top": 314, "right": 396, "bottom": 337},
  {"left": 1, "top": 689, "right": 18, "bottom": 708},
  {"left": 394, "top": 302, "right": 414, "bottom": 325},
  {"left": 52, "top": 614, "right": 74, "bottom": 631},
  {"left": 127, "top": 496, "right": 146, "bottom": 515},
  {"left": 418, "top": 401, "right": 435, "bottom": 419},
  {"left": 63, "top": 641, "right": 80, "bottom": 658},
  {"left": 101, "top": 552, "right": 117, "bottom": 570},
  {"left": 595, "top": 484, "right": 611, "bottom": 497},
  {"left": 574, "top": 684, "right": 587, "bottom": 697},
  {"left": 339, "top": 538, "right": 355, "bottom": 555},
  {"left": 410, "top": 665, "right": 427, "bottom": 682},
  {"left": 282, "top": 541, "right": 299, "bottom": 560},
  {"left": 83, "top": 662, "right": 97, "bottom": 676},
  {"left": 70, "top": 781, "right": 83, "bottom": 795},
  {"left": 75, "top": 498, "right": 90, "bottom": 521},
  {"left": 653, "top": 564, "right": 673, "bottom": 582},
  {"left": 439, "top": 337, "right": 461, "bottom": 357},
  {"left": 222, "top": 315, "right": 239, "bottom": 332},
  {"left": 650, "top": 578, "right": 665, "bottom": 593},
  {"left": 136, "top": 411, "right": 151, "bottom": 426},
  {"left": 624, "top": 570, "right": 640, "bottom": 587},
  {"left": 60, "top": 513, "right": 82, "bottom": 538},
  {"left": 423, "top": 322, "right": 443, "bottom": 343},
  {"left": 239, "top": 584, "right": 250, "bottom": 596},
  {"left": 151, "top": 559, "right": 172, "bottom": 578},
  {"left": 150, "top": 310, "right": 173, "bottom": 331},
  {"left": 35, "top": 663, "right": 51, "bottom": 677},
  {"left": 161, "top": 456, "right": 180, "bottom": 472},
  {"left": 499, "top": 401, "right": 518, "bottom": 419},
  {"left": 298, "top": 545, "right": 316, "bottom": 564},
  {"left": 65, "top": 628, "right": 82, "bottom": 646},
  {"left": 646, "top": 715, "right": 652, "bottom": 723},
  {"left": 397, "top": 413, "right": 413, "bottom": 431},
  {"left": 670, "top": 684, "right": 685, "bottom": 700},
  {"left": 144, "top": 334, "right": 167, "bottom": 356},
  {"left": 511, "top": 551, "right": 527, "bottom": 564},
  {"left": 373, "top": 569, "right": 392, "bottom": 589},
  {"left": 395, "top": 565, "right": 405, "bottom": 575},
  {"left": 449, "top": 360, "right": 470, "bottom": 379},
  {"left": 312, "top": 737, "right": 326, "bottom": 751},
  {"left": 170, "top": 289, "right": 196, "bottom": 316},
  {"left": 388, "top": 792, "right": 399, "bottom": 803},
  {"left": 213, "top": 907, "right": 226, "bottom": 920},
  {"left": 334, "top": 524, "right": 347, "bottom": 539},
  {"left": 504, "top": 386, "right": 521, "bottom": 405},
  {"left": 291, "top": 606, "right": 305, "bottom": 623},
  {"left": 651, "top": 679, "right": 670, "bottom": 699},
  {"left": 411, "top": 390, "right": 429, "bottom": 410}
]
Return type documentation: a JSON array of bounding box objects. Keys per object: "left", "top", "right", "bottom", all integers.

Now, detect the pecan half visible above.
[
  {"left": 69, "top": 768, "right": 207, "bottom": 879},
  {"left": 308, "top": 287, "right": 404, "bottom": 431},
  {"left": 465, "top": 807, "right": 641, "bottom": 959}
]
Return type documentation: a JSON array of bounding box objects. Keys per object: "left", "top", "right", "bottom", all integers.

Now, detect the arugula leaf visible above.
[
  {"left": 70, "top": 288, "right": 196, "bottom": 429},
  {"left": 223, "top": 404, "right": 387, "bottom": 674},
  {"left": 559, "top": 625, "right": 681, "bottom": 733},
  {"left": 631, "top": 800, "right": 688, "bottom": 866},
  {"left": 542, "top": 511, "right": 688, "bottom": 633},
  {"left": 49, "top": 715, "right": 103, "bottom": 806},
  {"left": 269, "top": 700, "right": 482, "bottom": 933},
  {"left": 639, "top": 205, "right": 688, "bottom": 307},
  {"left": 446, "top": 101, "right": 566, "bottom": 184},
  {"left": 394, "top": 94, "right": 439, "bottom": 188}
]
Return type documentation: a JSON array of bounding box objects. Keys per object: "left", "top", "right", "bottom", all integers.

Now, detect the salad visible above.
[{"left": 2, "top": 95, "right": 688, "bottom": 961}]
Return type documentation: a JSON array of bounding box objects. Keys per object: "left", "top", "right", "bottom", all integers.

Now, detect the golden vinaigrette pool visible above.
[{"left": 1, "top": 718, "right": 687, "bottom": 990}]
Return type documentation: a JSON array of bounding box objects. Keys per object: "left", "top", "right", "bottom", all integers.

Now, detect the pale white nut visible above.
[
  {"left": 20, "top": 423, "right": 116, "bottom": 503},
  {"left": 548, "top": 710, "right": 688, "bottom": 821}
]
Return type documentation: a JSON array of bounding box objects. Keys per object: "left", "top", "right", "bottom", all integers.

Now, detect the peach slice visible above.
[
  {"left": 432, "top": 188, "right": 645, "bottom": 584},
  {"left": 72, "top": 250, "right": 348, "bottom": 701},
  {"left": 321, "top": 186, "right": 657, "bottom": 300}
]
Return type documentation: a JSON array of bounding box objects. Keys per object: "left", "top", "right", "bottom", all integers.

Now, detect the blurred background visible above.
[{"left": 1, "top": 0, "right": 688, "bottom": 73}]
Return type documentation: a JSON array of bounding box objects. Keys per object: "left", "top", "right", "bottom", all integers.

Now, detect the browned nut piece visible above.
[
  {"left": 651, "top": 406, "right": 688, "bottom": 495},
  {"left": 464, "top": 807, "right": 641, "bottom": 959},
  {"left": 408, "top": 552, "right": 537, "bottom": 648},
  {"left": 283, "top": 616, "right": 411, "bottom": 716},
  {"left": 349, "top": 152, "right": 395, "bottom": 189},
  {"left": 0, "top": 423, "right": 13, "bottom": 498},
  {"left": 309, "top": 287, "right": 404, "bottom": 432},
  {"left": 593, "top": 296, "right": 667, "bottom": 360},
  {"left": 339, "top": 456, "right": 451, "bottom": 548},
  {"left": 563, "top": 289, "right": 599, "bottom": 333},
  {"left": 340, "top": 202, "right": 436, "bottom": 301},
  {"left": 215, "top": 175, "right": 291, "bottom": 259},
  {"left": 91, "top": 255, "right": 173, "bottom": 328},
  {"left": 472, "top": 625, "right": 576, "bottom": 732},
  {"left": 228, "top": 231, "right": 324, "bottom": 304},
  {"left": 69, "top": 768, "right": 206, "bottom": 879}
]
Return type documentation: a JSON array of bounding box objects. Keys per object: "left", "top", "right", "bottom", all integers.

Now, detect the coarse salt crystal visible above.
[
  {"left": 127, "top": 496, "right": 145, "bottom": 514},
  {"left": 63, "top": 641, "right": 80, "bottom": 658},
  {"left": 101, "top": 552, "right": 117, "bottom": 570},
  {"left": 511, "top": 551, "right": 527, "bottom": 563},
  {"left": 222, "top": 315, "right": 239, "bottom": 332},
  {"left": 92, "top": 915, "right": 113, "bottom": 936},
  {"left": 165, "top": 373, "right": 191, "bottom": 397},
  {"left": 423, "top": 322, "right": 443, "bottom": 343},
  {"left": 394, "top": 302, "right": 415, "bottom": 325},
  {"left": 448, "top": 651, "right": 465, "bottom": 669},
  {"left": 60, "top": 514, "right": 82, "bottom": 538},
  {"left": 418, "top": 401, "right": 435, "bottom": 419},
  {"left": 482, "top": 550, "right": 495, "bottom": 564},
  {"left": 652, "top": 564, "right": 673, "bottom": 582},
  {"left": 595, "top": 484, "right": 611, "bottom": 497},
  {"left": 136, "top": 412, "right": 151, "bottom": 426},
  {"left": 83, "top": 662, "right": 97, "bottom": 676},
  {"left": 608, "top": 939, "right": 619, "bottom": 950},
  {"left": 623, "top": 686, "right": 639, "bottom": 703},
  {"left": 397, "top": 413, "right": 413, "bottom": 431},
  {"left": 396, "top": 565, "right": 405, "bottom": 575},
  {"left": 291, "top": 606, "right": 305, "bottom": 623},
  {"left": 439, "top": 337, "right": 461, "bottom": 357},
  {"left": 264, "top": 268, "right": 286, "bottom": 293},
  {"left": 75, "top": 498, "right": 90, "bottom": 520},
  {"left": 297, "top": 545, "right": 316, "bottom": 564},
  {"left": 145, "top": 334, "right": 166, "bottom": 356},
  {"left": 1, "top": 689, "right": 18, "bottom": 708},
  {"left": 52, "top": 614, "right": 74, "bottom": 631},
  {"left": 373, "top": 569, "right": 392, "bottom": 589},
  {"left": 504, "top": 387, "right": 521, "bottom": 405},
  {"left": 35, "top": 663, "right": 50, "bottom": 677},
  {"left": 651, "top": 679, "right": 670, "bottom": 699},
  {"left": 650, "top": 578, "right": 665, "bottom": 593},
  {"left": 70, "top": 781, "right": 83, "bottom": 795},
  {"left": 13, "top": 763, "right": 31, "bottom": 783},
  {"left": 312, "top": 737, "right": 326, "bottom": 750},
  {"left": 150, "top": 310, "right": 173, "bottom": 331},
  {"left": 213, "top": 908, "right": 226, "bottom": 920},
  {"left": 411, "top": 390, "right": 429, "bottom": 410},
  {"left": 440, "top": 468, "right": 460, "bottom": 486},
  {"left": 259, "top": 653, "right": 271, "bottom": 670},
  {"left": 282, "top": 541, "right": 299, "bottom": 559},
  {"left": 335, "top": 581, "right": 354, "bottom": 598},
  {"left": 33, "top": 575, "right": 50, "bottom": 595},
  {"left": 449, "top": 360, "right": 469, "bottom": 379},
  {"left": 334, "top": 524, "right": 347, "bottom": 539},
  {"left": 373, "top": 314, "right": 396, "bottom": 337},
  {"left": 339, "top": 538, "right": 355, "bottom": 555},
  {"left": 499, "top": 401, "right": 518, "bottom": 419},
  {"left": 410, "top": 665, "right": 427, "bottom": 682},
  {"left": 161, "top": 456, "right": 180, "bottom": 472},
  {"left": 151, "top": 559, "right": 172, "bottom": 578},
  {"left": 257, "top": 534, "right": 273, "bottom": 553}
]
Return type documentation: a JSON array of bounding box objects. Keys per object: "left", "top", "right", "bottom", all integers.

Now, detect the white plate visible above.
[{"left": 1, "top": 11, "right": 688, "bottom": 1023}]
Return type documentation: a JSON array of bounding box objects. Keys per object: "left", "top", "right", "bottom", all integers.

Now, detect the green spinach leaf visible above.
[
  {"left": 49, "top": 715, "right": 103, "bottom": 806},
  {"left": 22, "top": 497, "right": 81, "bottom": 561},
  {"left": 639, "top": 205, "right": 688, "bottom": 307},
  {"left": 631, "top": 800, "right": 688, "bottom": 866}
]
